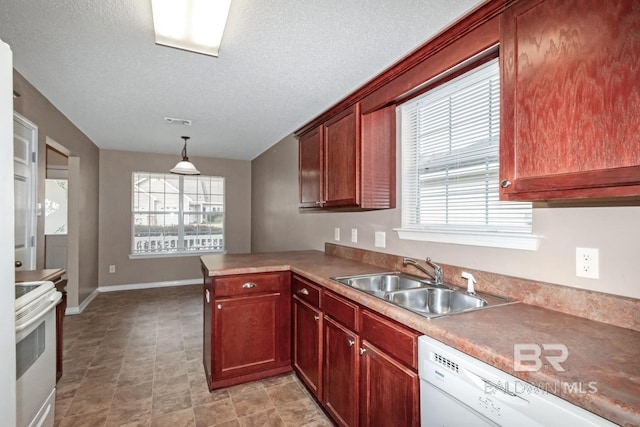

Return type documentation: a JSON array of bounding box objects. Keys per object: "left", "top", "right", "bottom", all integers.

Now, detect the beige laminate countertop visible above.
[{"left": 201, "top": 250, "right": 640, "bottom": 426}]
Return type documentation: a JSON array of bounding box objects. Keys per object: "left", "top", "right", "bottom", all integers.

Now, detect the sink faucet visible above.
[{"left": 402, "top": 257, "right": 444, "bottom": 286}]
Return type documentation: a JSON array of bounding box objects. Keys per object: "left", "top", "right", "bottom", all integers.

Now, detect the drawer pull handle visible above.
[
  {"left": 242, "top": 282, "right": 257, "bottom": 289},
  {"left": 359, "top": 348, "right": 366, "bottom": 356},
  {"left": 314, "top": 315, "right": 320, "bottom": 321},
  {"left": 299, "top": 288, "right": 310, "bottom": 295},
  {"left": 347, "top": 339, "right": 355, "bottom": 347}
]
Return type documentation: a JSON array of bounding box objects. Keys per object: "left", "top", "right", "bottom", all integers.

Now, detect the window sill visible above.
[
  {"left": 129, "top": 249, "right": 227, "bottom": 260},
  {"left": 394, "top": 228, "right": 540, "bottom": 251}
]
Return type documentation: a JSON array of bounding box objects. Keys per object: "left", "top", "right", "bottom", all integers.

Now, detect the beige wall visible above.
[
  {"left": 99, "top": 149, "right": 251, "bottom": 287},
  {"left": 252, "top": 134, "right": 640, "bottom": 300},
  {"left": 13, "top": 71, "right": 100, "bottom": 307}
]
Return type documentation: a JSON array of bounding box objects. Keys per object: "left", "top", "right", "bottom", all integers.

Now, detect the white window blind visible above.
[
  {"left": 397, "top": 58, "right": 537, "bottom": 250},
  {"left": 131, "top": 172, "right": 225, "bottom": 256}
]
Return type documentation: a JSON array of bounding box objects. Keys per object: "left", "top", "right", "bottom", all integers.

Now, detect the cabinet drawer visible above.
[
  {"left": 292, "top": 275, "right": 322, "bottom": 308},
  {"left": 324, "top": 291, "right": 358, "bottom": 331},
  {"left": 214, "top": 272, "right": 284, "bottom": 297},
  {"left": 360, "top": 310, "right": 418, "bottom": 369}
]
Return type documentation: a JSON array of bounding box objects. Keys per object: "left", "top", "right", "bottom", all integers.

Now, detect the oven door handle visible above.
[
  {"left": 15, "top": 292, "right": 62, "bottom": 333},
  {"left": 33, "top": 401, "right": 52, "bottom": 427}
]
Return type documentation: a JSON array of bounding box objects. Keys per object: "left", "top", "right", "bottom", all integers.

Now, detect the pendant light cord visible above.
[{"left": 181, "top": 136, "right": 190, "bottom": 161}]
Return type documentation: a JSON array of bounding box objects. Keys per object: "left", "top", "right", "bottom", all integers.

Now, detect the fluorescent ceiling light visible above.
[{"left": 151, "top": 0, "right": 232, "bottom": 57}]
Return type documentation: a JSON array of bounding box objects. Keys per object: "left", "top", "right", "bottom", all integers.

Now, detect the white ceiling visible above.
[{"left": 0, "top": 0, "right": 482, "bottom": 160}]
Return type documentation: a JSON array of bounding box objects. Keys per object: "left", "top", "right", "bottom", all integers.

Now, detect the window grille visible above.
[{"left": 132, "top": 172, "right": 225, "bottom": 254}]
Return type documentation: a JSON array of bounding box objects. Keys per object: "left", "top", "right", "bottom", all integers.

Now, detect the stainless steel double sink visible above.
[{"left": 331, "top": 272, "right": 508, "bottom": 318}]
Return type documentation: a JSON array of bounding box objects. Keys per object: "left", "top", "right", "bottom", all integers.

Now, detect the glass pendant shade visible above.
[{"left": 170, "top": 136, "right": 200, "bottom": 175}]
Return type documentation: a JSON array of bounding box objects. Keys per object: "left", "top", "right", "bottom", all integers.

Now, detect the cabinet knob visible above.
[
  {"left": 217, "top": 304, "right": 222, "bottom": 310},
  {"left": 298, "top": 288, "right": 310, "bottom": 296},
  {"left": 313, "top": 315, "right": 320, "bottom": 321},
  {"left": 347, "top": 339, "right": 355, "bottom": 347},
  {"left": 15, "top": 260, "right": 22, "bottom": 268},
  {"left": 242, "top": 282, "right": 257, "bottom": 289},
  {"left": 500, "top": 179, "right": 512, "bottom": 188},
  {"left": 359, "top": 348, "right": 366, "bottom": 356}
]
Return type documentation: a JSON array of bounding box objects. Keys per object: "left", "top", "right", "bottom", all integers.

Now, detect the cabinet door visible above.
[
  {"left": 293, "top": 297, "right": 323, "bottom": 399},
  {"left": 500, "top": 0, "right": 640, "bottom": 200},
  {"left": 323, "top": 317, "right": 359, "bottom": 427},
  {"left": 324, "top": 105, "right": 360, "bottom": 207},
  {"left": 213, "top": 293, "right": 281, "bottom": 380},
  {"left": 299, "top": 126, "right": 324, "bottom": 208},
  {"left": 203, "top": 275, "right": 213, "bottom": 384},
  {"left": 359, "top": 341, "right": 419, "bottom": 427},
  {"left": 360, "top": 105, "right": 396, "bottom": 209}
]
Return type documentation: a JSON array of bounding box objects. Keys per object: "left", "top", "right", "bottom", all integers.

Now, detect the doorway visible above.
[{"left": 45, "top": 145, "right": 68, "bottom": 270}]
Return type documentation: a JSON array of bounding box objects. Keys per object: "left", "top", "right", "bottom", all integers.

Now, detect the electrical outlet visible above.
[
  {"left": 334, "top": 227, "right": 340, "bottom": 241},
  {"left": 351, "top": 228, "right": 358, "bottom": 243},
  {"left": 576, "top": 247, "right": 599, "bottom": 279},
  {"left": 109, "top": 265, "right": 116, "bottom": 274},
  {"left": 374, "top": 231, "right": 386, "bottom": 248}
]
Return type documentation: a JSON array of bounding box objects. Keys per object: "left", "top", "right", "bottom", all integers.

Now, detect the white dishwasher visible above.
[{"left": 418, "top": 336, "right": 616, "bottom": 426}]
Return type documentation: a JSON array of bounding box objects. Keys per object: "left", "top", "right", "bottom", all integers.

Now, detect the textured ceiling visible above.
[{"left": 0, "top": 0, "right": 482, "bottom": 160}]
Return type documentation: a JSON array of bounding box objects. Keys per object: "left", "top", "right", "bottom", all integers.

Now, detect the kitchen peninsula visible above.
[{"left": 201, "top": 247, "right": 640, "bottom": 426}]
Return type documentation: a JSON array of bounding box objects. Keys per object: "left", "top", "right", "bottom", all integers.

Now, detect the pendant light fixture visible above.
[{"left": 170, "top": 136, "right": 200, "bottom": 175}]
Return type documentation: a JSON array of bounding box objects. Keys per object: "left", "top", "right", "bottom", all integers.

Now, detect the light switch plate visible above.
[
  {"left": 576, "top": 247, "right": 599, "bottom": 279},
  {"left": 374, "top": 231, "right": 386, "bottom": 248},
  {"left": 351, "top": 228, "right": 358, "bottom": 243},
  {"left": 334, "top": 227, "right": 340, "bottom": 241}
]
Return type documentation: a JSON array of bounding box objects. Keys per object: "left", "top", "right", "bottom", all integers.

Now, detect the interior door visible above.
[{"left": 13, "top": 113, "right": 37, "bottom": 271}]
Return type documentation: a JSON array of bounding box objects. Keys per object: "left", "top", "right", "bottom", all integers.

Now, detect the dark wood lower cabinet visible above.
[
  {"left": 359, "top": 340, "right": 420, "bottom": 427},
  {"left": 323, "top": 317, "right": 359, "bottom": 427},
  {"left": 54, "top": 278, "right": 67, "bottom": 382},
  {"left": 202, "top": 271, "right": 419, "bottom": 425},
  {"left": 214, "top": 293, "right": 281, "bottom": 379},
  {"left": 203, "top": 271, "right": 291, "bottom": 391},
  {"left": 292, "top": 296, "right": 323, "bottom": 399}
]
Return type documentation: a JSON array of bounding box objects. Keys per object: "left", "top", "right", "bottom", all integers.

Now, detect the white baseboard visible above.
[
  {"left": 98, "top": 278, "right": 201, "bottom": 293},
  {"left": 65, "top": 278, "right": 201, "bottom": 315},
  {"left": 65, "top": 288, "right": 99, "bottom": 315}
]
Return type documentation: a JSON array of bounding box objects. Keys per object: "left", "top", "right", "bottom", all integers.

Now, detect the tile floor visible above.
[{"left": 54, "top": 285, "right": 333, "bottom": 427}]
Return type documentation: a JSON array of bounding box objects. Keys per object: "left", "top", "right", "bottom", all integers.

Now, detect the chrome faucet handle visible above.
[
  {"left": 425, "top": 257, "right": 443, "bottom": 285},
  {"left": 402, "top": 257, "right": 437, "bottom": 282}
]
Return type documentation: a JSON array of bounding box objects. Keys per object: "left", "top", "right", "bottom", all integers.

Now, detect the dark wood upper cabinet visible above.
[
  {"left": 500, "top": 0, "right": 640, "bottom": 200},
  {"left": 323, "top": 105, "right": 360, "bottom": 208},
  {"left": 297, "top": 103, "right": 395, "bottom": 210},
  {"left": 299, "top": 126, "right": 323, "bottom": 208}
]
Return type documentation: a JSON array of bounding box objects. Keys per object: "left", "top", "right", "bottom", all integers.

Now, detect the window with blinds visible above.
[
  {"left": 131, "top": 172, "right": 225, "bottom": 256},
  {"left": 397, "top": 58, "right": 537, "bottom": 250}
]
